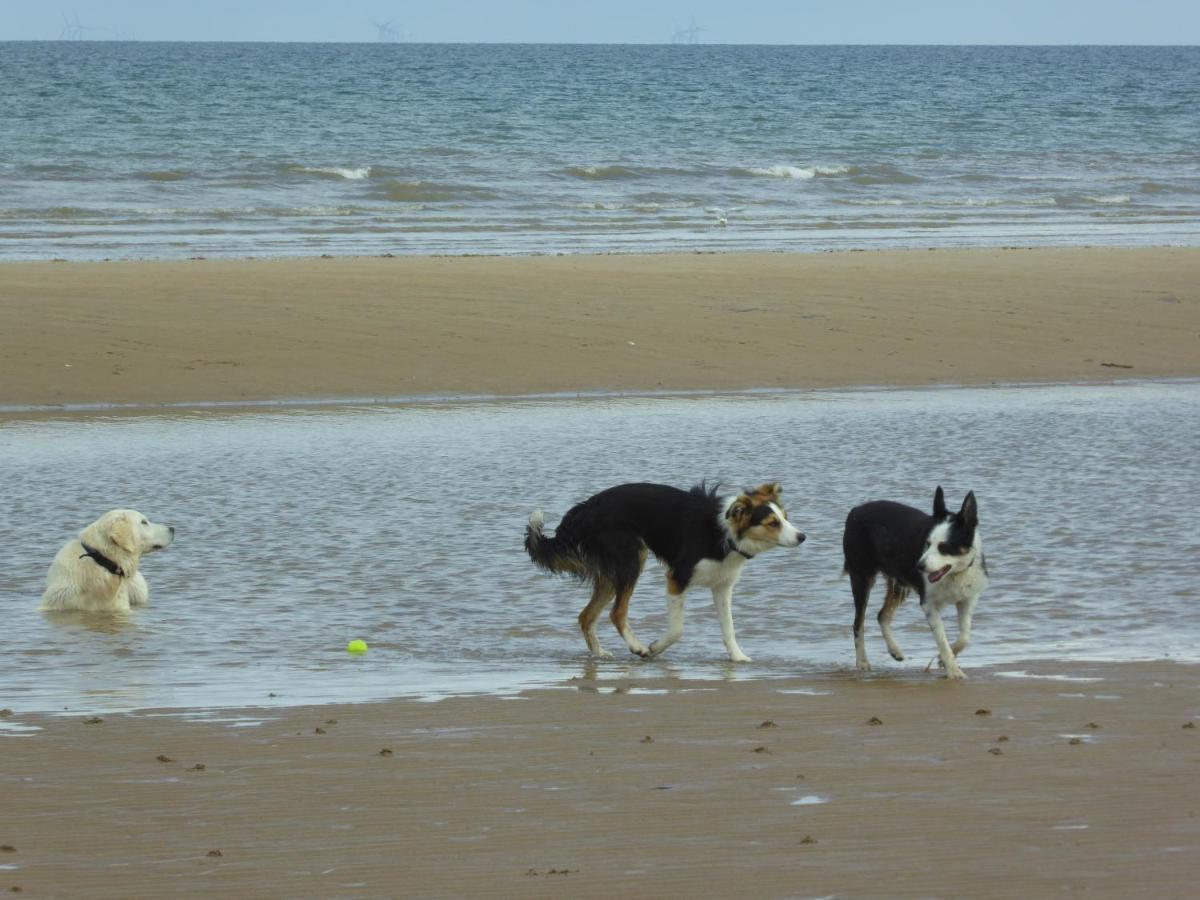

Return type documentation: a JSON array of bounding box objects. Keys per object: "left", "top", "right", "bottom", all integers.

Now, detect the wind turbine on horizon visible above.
[
  {"left": 671, "top": 15, "right": 705, "bottom": 44},
  {"left": 371, "top": 19, "right": 406, "bottom": 42},
  {"left": 59, "top": 11, "right": 133, "bottom": 40}
]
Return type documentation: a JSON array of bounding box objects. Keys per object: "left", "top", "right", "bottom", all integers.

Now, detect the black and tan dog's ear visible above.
[
  {"left": 960, "top": 491, "right": 978, "bottom": 530},
  {"left": 726, "top": 495, "right": 754, "bottom": 527},
  {"left": 933, "top": 485, "right": 948, "bottom": 519},
  {"left": 749, "top": 482, "right": 782, "bottom": 502}
]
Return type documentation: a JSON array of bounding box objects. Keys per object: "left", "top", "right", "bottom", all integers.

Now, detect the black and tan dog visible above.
[{"left": 525, "top": 482, "right": 805, "bottom": 661}]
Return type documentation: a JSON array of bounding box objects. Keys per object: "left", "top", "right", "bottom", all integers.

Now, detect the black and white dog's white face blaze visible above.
[{"left": 918, "top": 488, "right": 981, "bottom": 584}]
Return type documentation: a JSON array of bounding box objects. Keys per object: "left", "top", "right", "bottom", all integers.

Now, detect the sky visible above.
[{"left": 4, "top": 1, "right": 1199, "bottom": 44}]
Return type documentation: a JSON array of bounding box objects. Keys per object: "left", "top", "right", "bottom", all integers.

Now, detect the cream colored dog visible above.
[{"left": 41, "top": 510, "right": 175, "bottom": 613}]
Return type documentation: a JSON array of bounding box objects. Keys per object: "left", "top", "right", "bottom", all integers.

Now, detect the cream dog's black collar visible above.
[{"left": 79, "top": 544, "right": 126, "bottom": 578}]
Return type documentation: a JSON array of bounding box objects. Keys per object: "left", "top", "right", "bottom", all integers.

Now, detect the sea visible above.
[
  {"left": 1, "top": 42, "right": 1198, "bottom": 260},
  {"left": 1, "top": 382, "right": 1197, "bottom": 718}
]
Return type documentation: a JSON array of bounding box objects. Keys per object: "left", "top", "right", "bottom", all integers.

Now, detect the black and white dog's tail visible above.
[{"left": 524, "top": 510, "right": 589, "bottom": 579}]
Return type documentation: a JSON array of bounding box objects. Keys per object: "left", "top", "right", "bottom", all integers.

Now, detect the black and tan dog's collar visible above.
[
  {"left": 79, "top": 544, "right": 126, "bottom": 578},
  {"left": 723, "top": 540, "right": 755, "bottom": 560}
]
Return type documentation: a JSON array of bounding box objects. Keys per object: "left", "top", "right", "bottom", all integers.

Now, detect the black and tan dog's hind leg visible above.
[
  {"left": 878, "top": 578, "right": 910, "bottom": 661},
  {"left": 610, "top": 545, "right": 651, "bottom": 658},
  {"left": 578, "top": 579, "right": 616, "bottom": 659}
]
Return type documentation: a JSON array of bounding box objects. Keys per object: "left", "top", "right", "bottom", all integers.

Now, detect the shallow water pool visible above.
[{"left": 1, "top": 381, "right": 1196, "bottom": 714}]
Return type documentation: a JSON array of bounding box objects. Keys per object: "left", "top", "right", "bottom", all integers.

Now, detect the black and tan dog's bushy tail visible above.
[{"left": 524, "top": 510, "right": 588, "bottom": 578}]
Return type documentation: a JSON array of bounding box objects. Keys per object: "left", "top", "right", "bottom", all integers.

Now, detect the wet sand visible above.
[
  {"left": 2, "top": 247, "right": 1199, "bottom": 408},
  {"left": 1, "top": 661, "right": 1197, "bottom": 897}
]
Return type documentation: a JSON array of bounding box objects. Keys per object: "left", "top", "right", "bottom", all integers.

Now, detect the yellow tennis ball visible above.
[{"left": 346, "top": 639, "right": 368, "bottom": 654}]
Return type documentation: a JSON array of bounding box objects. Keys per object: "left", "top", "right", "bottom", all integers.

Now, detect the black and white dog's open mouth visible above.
[{"left": 927, "top": 565, "right": 952, "bottom": 583}]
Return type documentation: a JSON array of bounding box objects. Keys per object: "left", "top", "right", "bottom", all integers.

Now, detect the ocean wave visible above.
[
  {"left": 19, "top": 163, "right": 96, "bottom": 181},
  {"left": 738, "top": 163, "right": 929, "bottom": 184},
  {"left": 741, "top": 164, "right": 851, "bottom": 180},
  {"left": 746, "top": 165, "right": 814, "bottom": 179},
  {"left": 212, "top": 205, "right": 362, "bottom": 219},
  {"left": 945, "top": 196, "right": 1057, "bottom": 208},
  {"left": 849, "top": 165, "right": 923, "bottom": 186},
  {"left": 559, "top": 165, "right": 642, "bottom": 181},
  {"left": 133, "top": 170, "right": 193, "bottom": 182},
  {"left": 835, "top": 195, "right": 1060, "bottom": 209},
  {"left": 376, "top": 180, "right": 499, "bottom": 203},
  {"left": 417, "top": 145, "right": 474, "bottom": 158},
  {"left": 36, "top": 206, "right": 100, "bottom": 220},
  {"left": 291, "top": 165, "right": 373, "bottom": 180},
  {"left": 629, "top": 191, "right": 707, "bottom": 206},
  {"left": 1054, "top": 193, "right": 1133, "bottom": 207},
  {"left": 0, "top": 204, "right": 379, "bottom": 223}
]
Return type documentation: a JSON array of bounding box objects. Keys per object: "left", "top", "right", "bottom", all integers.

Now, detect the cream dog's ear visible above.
[
  {"left": 79, "top": 515, "right": 109, "bottom": 550},
  {"left": 105, "top": 513, "right": 137, "bottom": 552}
]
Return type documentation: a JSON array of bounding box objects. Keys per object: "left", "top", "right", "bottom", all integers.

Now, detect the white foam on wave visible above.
[
  {"left": 835, "top": 195, "right": 1060, "bottom": 209},
  {"left": 297, "top": 165, "right": 372, "bottom": 180},
  {"left": 1085, "top": 193, "right": 1132, "bottom": 205},
  {"left": 748, "top": 165, "right": 813, "bottom": 179},
  {"left": 746, "top": 164, "right": 851, "bottom": 179}
]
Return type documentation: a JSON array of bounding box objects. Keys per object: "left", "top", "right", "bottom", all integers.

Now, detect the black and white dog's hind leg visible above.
[
  {"left": 849, "top": 570, "right": 876, "bottom": 671},
  {"left": 878, "top": 578, "right": 909, "bottom": 662}
]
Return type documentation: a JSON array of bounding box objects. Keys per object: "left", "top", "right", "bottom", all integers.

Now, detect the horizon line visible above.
[{"left": 4, "top": 39, "right": 1199, "bottom": 47}]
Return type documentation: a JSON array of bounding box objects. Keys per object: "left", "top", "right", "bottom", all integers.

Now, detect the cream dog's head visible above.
[{"left": 78, "top": 509, "right": 175, "bottom": 574}]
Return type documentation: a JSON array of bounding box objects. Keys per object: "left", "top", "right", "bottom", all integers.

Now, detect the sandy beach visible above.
[
  {"left": 3, "top": 247, "right": 1200, "bottom": 897},
  {"left": 1, "top": 247, "right": 1198, "bottom": 408},
  {"left": 1, "top": 662, "right": 1197, "bottom": 897}
]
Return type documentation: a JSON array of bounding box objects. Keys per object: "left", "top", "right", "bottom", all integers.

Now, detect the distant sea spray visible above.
[{"left": 1, "top": 42, "right": 1197, "bottom": 259}]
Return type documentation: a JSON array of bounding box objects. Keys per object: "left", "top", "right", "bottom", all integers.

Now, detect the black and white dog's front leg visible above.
[
  {"left": 952, "top": 595, "right": 976, "bottom": 658},
  {"left": 713, "top": 582, "right": 751, "bottom": 663},
  {"left": 922, "top": 599, "right": 965, "bottom": 679}
]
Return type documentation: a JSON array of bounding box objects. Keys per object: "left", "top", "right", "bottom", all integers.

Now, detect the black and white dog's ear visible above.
[
  {"left": 933, "top": 485, "right": 948, "bottom": 519},
  {"left": 960, "top": 491, "right": 978, "bottom": 530}
]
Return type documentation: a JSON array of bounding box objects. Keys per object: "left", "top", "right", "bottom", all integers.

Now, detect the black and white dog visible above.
[
  {"left": 842, "top": 487, "right": 987, "bottom": 679},
  {"left": 525, "top": 482, "right": 805, "bottom": 662}
]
